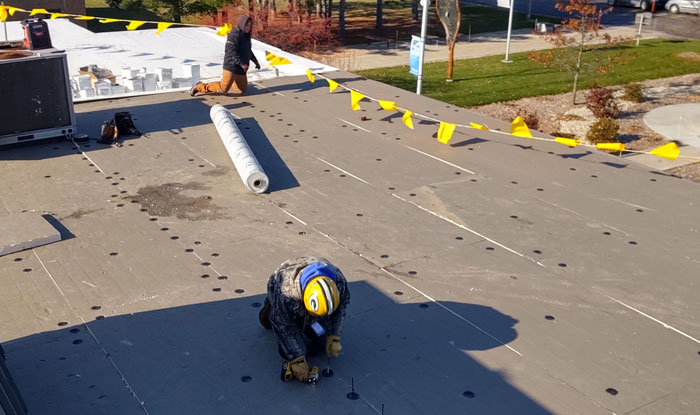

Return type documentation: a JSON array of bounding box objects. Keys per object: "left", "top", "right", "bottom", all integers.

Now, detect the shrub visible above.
[
  {"left": 586, "top": 117, "right": 619, "bottom": 144},
  {"left": 198, "top": 4, "right": 338, "bottom": 53},
  {"left": 517, "top": 108, "right": 540, "bottom": 131},
  {"left": 585, "top": 84, "right": 620, "bottom": 119},
  {"left": 623, "top": 83, "right": 644, "bottom": 103}
]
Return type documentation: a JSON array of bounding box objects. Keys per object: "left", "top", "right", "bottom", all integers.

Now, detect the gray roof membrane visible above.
[{"left": 1, "top": 72, "right": 699, "bottom": 414}]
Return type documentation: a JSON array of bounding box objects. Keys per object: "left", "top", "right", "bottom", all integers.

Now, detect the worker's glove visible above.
[
  {"left": 326, "top": 335, "right": 342, "bottom": 357},
  {"left": 289, "top": 355, "right": 310, "bottom": 382},
  {"left": 255, "top": 62, "right": 261, "bottom": 70}
]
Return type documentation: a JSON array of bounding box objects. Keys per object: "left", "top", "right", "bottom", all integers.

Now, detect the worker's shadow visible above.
[{"left": 2, "top": 280, "right": 551, "bottom": 414}]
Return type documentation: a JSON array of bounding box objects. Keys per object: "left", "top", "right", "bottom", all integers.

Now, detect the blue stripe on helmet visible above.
[{"left": 300, "top": 262, "right": 338, "bottom": 291}]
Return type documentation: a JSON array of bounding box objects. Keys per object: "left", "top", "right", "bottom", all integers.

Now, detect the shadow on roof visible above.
[{"left": 2, "top": 280, "right": 552, "bottom": 414}]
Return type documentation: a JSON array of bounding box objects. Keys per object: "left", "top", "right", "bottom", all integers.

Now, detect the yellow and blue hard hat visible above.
[
  {"left": 300, "top": 262, "right": 340, "bottom": 317},
  {"left": 303, "top": 276, "right": 340, "bottom": 317}
]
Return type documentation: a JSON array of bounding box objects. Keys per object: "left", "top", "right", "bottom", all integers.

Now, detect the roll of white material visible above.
[{"left": 210, "top": 104, "right": 269, "bottom": 194}]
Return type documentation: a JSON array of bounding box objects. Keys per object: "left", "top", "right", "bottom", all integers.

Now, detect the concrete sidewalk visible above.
[{"left": 317, "top": 26, "right": 670, "bottom": 71}]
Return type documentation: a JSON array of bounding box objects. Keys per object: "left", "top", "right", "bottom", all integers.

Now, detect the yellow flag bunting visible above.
[
  {"left": 511, "top": 116, "right": 533, "bottom": 138},
  {"left": 327, "top": 79, "right": 339, "bottom": 92},
  {"left": 156, "top": 22, "right": 173, "bottom": 35},
  {"left": 216, "top": 23, "right": 232, "bottom": 36},
  {"left": 437, "top": 122, "right": 457, "bottom": 144},
  {"left": 555, "top": 137, "right": 581, "bottom": 147},
  {"left": 596, "top": 143, "right": 626, "bottom": 152},
  {"left": 402, "top": 111, "right": 414, "bottom": 129},
  {"left": 0, "top": 4, "right": 229, "bottom": 35},
  {"left": 378, "top": 100, "right": 398, "bottom": 111},
  {"left": 266, "top": 51, "right": 292, "bottom": 66},
  {"left": 306, "top": 69, "right": 315, "bottom": 84},
  {"left": 350, "top": 90, "right": 365, "bottom": 111},
  {"left": 126, "top": 21, "right": 145, "bottom": 31},
  {"left": 649, "top": 142, "right": 680, "bottom": 160},
  {"left": 29, "top": 8, "right": 49, "bottom": 16},
  {"left": 470, "top": 122, "right": 489, "bottom": 130}
]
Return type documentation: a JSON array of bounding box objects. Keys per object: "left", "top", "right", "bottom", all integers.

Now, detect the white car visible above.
[
  {"left": 665, "top": 0, "right": 700, "bottom": 13},
  {"left": 607, "top": 0, "right": 665, "bottom": 11}
]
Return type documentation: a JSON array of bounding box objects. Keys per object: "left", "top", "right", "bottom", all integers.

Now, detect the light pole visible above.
[
  {"left": 502, "top": 0, "right": 515, "bottom": 63},
  {"left": 416, "top": 0, "right": 429, "bottom": 95}
]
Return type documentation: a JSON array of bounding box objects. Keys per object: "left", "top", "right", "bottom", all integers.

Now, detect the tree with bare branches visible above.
[{"left": 528, "top": 0, "right": 633, "bottom": 104}]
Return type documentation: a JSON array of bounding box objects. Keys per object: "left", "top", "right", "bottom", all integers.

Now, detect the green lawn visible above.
[
  {"left": 357, "top": 39, "right": 700, "bottom": 107},
  {"left": 85, "top": 0, "right": 109, "bottom": 7}
]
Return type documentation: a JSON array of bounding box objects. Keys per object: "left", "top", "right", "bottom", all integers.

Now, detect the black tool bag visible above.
[
  {"left": 114, "top": 112, "right": 142, "bottom": 137},
  {"left": 98, "top": 112, "right": 141, "bottom": 145}
]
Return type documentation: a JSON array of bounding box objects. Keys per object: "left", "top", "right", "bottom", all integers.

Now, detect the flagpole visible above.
[{"left": 416, "top": 0, "right": 429, "bottom": 95}]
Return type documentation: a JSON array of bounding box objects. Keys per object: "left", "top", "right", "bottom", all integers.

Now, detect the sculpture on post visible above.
[{"left": 436, "top": 0, "right": 461, "bottom": 81}]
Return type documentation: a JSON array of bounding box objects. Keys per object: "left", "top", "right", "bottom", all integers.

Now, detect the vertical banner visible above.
[{"left": 409, "top": 35, "right": 423, "bottom": 77}]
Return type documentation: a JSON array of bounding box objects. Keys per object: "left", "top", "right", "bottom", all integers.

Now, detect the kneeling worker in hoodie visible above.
[
  {"left": 259, "top": 257, "right": 350, "bottom": 383},
  {"left": 190, "top": 15, "right": 260, "bottom": 96}
]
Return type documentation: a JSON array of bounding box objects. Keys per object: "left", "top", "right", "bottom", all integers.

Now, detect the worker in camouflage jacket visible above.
[{"left": 259, "top": 256, "right": 350, "bottom": 382}]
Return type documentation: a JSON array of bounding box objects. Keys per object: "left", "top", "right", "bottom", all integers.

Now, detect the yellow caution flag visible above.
[
  {"left": 0, "top": 7, "right": 7, "bottom": 22},
  {"left": 327, "top": 79, "right": 339, "bottom": 92},
  {"left": 216, "top": 23, "right": 232, "bottom": 36},
  {"left": 470, "top": 122, "right": 489, "bottom": 130},
  {"left": 649, "top": 142, "right": 680, "bottom": 160},
  {"left": 30, "top": 8, "right": 50, "bottom": 16},
  {"left": 50, "top": 13, "right": 70, "bottom": 19},
  {"left": 305, "top": 69, "right": 315, "bottom": 83},
  {"left": 402, "top": 110, "right": 414, "bottom": 129},
  {"left": 99, "top": 18, "right": 122, "bottom": 23},
  {"left": 378, "top": 100, "right": 398, "bottom": 111},
  {"left": 596, "top": 142, "right": 626, "bottom": 152},
  {"left": 437, "top": 121, "right": 457, "bottom": 144},
  {"left": 126, "top": 20, "right": 145, "bottom": 31},
  {"left": 156, "top": 22, "right": 173, "bottom": 35},
  {"left": 75, "top": 15, "right": 96, "bottom": 20},
  {"left": 555, "top": 137, "right": 581, "bottom": 147},
  {"left": 265, "top": 51, "right": 291, "bottom": 65},
  {"left": 351, "top": 90, "right": 365, "bottom": 111},
  {"left": 510, "top": 116, "right": 533, "bottom": 138},
  {"left": 269, "top": 56, "right": 292, "bottom": 66}
]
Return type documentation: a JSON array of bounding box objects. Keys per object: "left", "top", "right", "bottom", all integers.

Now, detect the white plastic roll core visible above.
[{"left": 210, "top": 104, "right": 269, "bottom": 193}]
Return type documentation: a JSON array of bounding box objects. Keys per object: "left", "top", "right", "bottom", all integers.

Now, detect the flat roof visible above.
[{"left": 1, "top": 72, "right": 699, "bottom": 414}]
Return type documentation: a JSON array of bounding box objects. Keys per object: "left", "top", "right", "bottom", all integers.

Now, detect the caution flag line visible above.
[
  {"left": 3, "top": 2, "right": 697, "bottom": 161},
  {"left": 0, "top": 5, "right": 232, "bottom": 36},
  {"left": 300, "top": 70, "right": 699, "bottom": 161},
  {"left": 296, "top": 69, "right": 700, "bottom": 161}
]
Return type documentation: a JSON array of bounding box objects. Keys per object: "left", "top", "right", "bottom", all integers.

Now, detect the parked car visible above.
[
  {"left": 665, "top": 0, "right": 700, "bottom": 13},
  {"left": 608, "top": 0, "right": 667, "bottom": 11}
]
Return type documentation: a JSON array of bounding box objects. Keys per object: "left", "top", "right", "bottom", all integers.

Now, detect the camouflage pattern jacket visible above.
[{"left": 266, "top": 257, "right": 350, "bottom": 360}]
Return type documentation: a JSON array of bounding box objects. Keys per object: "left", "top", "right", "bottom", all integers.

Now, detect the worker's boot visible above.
[
  {"left": 189, "top": 82, "right": 202, "bottom": 97},
  {"left": 258, "top": 297, "right": 272, "bottom": 329}
]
